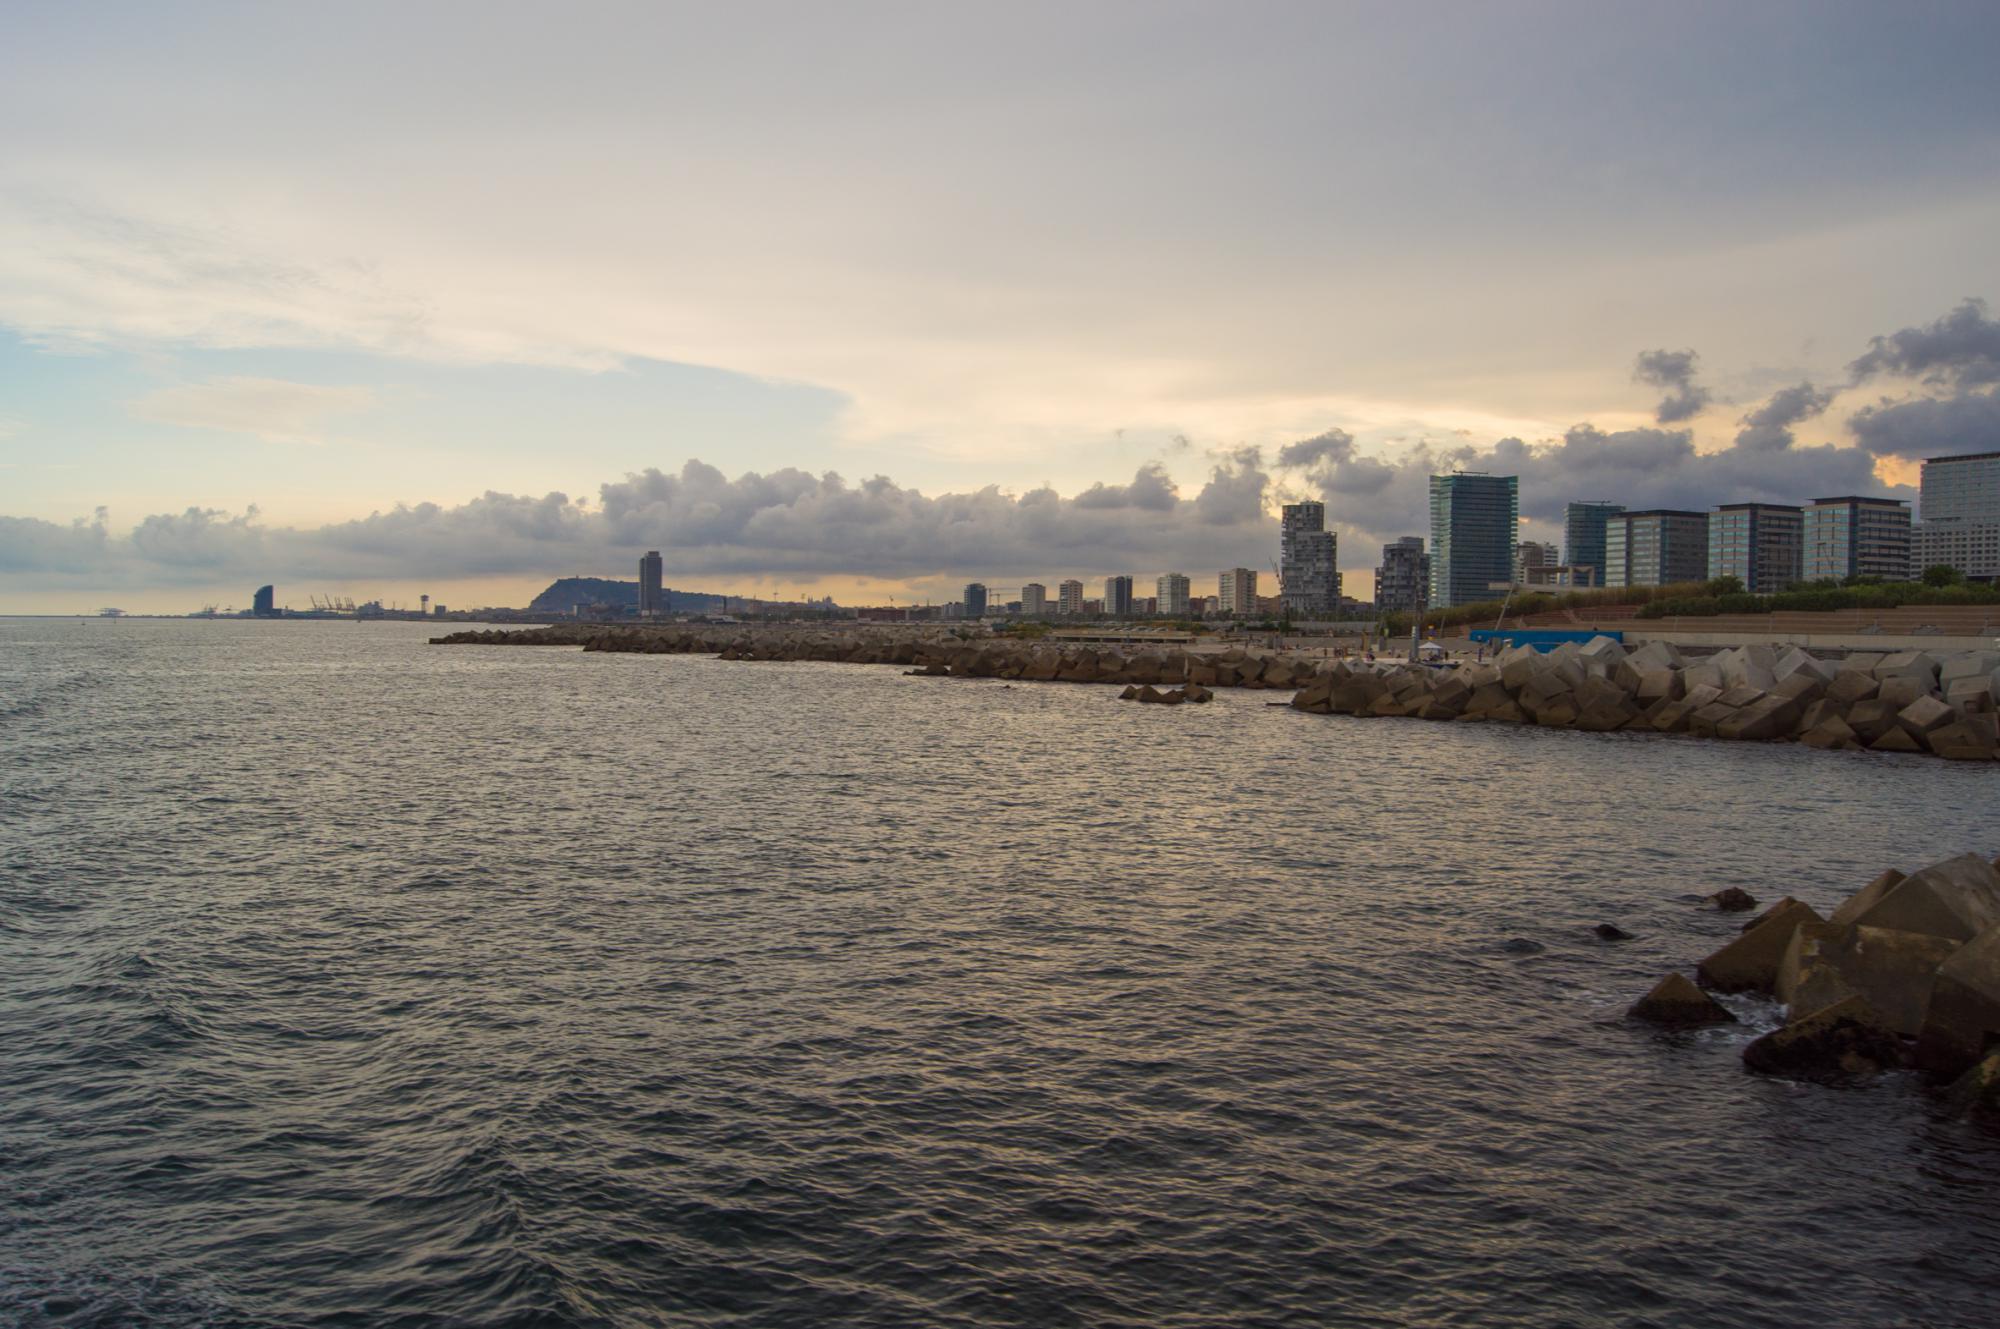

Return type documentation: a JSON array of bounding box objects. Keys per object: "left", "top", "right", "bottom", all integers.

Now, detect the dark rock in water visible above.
[
  {"left": 1119, "top": 685, "right": 1139, "bottom": 700},
  {"left": 1500, "top": 938, "right": 1545, "bottom": 955},
  {"left": 1707, "top": 887, "right": 1758, "bottom": 912},
  {"left": 1628, "top": 972, "right": 1736, "bottom": 1026},
  {"left": 1742, "top": 996, "right": 1908, "bottom": 1078},
  {"left": 1944, "top": 1052, "right": 2000, "bottom": 1115},
  {"left": 1594, "top": 923, "right": 1634, "bottom": 941}
]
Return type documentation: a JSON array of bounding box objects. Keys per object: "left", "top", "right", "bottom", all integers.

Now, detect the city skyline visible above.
[{"left": 5, "top": 4, "right": 2000, "bottom": 612}]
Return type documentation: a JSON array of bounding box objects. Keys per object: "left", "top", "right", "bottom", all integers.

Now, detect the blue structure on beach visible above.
[{"left": 1468, "top": 628, "right": 1623, "bottom": 653}]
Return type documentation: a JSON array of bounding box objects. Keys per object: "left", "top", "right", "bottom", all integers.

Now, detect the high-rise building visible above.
[
  {"left": 1375, "top": 537, "right": 1430, "bottom": 614},
  {"left": 1058, "top": 579, "right": 1086, "bottom": 615},
  {"left": 252, "top": 584, "right": 277, "bottom": 617},
  {"left": 1102, "top": 575, "right": 1133, "bottom": 616},
  {"left": 1708, "top": 504, "right": 1803, "bottom": 592},
  {"left": 1156, "top": 572, "right": 1190, "bottom": 617},
  {"left": 1804, "top": 497, "right": 1912, "bottom": 582},
  {"left": 1604, "top": 510, "right": 1709, "bottom": 587},
  {"left": 1021, "top": 582, "right": 1048, "bottom": 615},
  {"left": 1914, "top": 451, "right": 2000, "bottom": 582},
  {"left": 963, "top": 583, "right": 988, "bottom": 618},
  {"left": 1512, "top": 541, "right": 1559, "bottom": 583},
  {"left": 638, "top": 550, "right": 664, "bottom": 616},
  {"left": 1562, "top": 502, "right": 1623, "bottom": 587},
  {"left": 1218, "top": 567, "right": 1258, "bottom": 615},
  {"left": 1428, "top": 473, "right": 1518, "bottom": 607},
  {"left": 1279, "top": 501, "right": 1341, "bottom": 616}
]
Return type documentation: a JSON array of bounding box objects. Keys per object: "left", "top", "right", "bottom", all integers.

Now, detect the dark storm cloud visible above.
[
  {"left": 1848, "top": 298, "right": 2000, "bottom": 389},
  {"left": 1634, "top": 348, "right": 1712, "bottom": 423},
  {"left": 1847, "top": 390, "right": 2000, "bottom": 459},
  {"left": 1734, "top": 381, "right": 1835, "bottom": 452}
]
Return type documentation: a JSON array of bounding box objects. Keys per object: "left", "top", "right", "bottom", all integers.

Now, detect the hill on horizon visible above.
[{"left": 527, "top": 577, "right": 732, "bottom": 615}]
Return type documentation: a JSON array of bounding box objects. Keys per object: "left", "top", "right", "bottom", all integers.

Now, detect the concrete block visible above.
[
  {"left": 1776, "top": 921, "right": 1962, "bottom": 1035},
  {"left": 1877, "top": 674, "right": 1932, "bottom": 710},
  {"left": 1698, "top": 897, "right": 1823, "bottom": 993},
  {"left": 1716, "top": 696, "right": 1803, "bottom": 741},
  {"left": 1916, "top": 922, "right": 2000, "bottom": 1074},
  {"left": 1681, "top": 659, "right": 1725, "bottom": 693},
  {"left": 1828, "top": 868, "right": 1908, "bottom": 927},
  {"left": 1931, "top": 716, "right": 2000, "bottom": 760},
  {"left": 1799, "top": 716, "right": 1861, "bottom": 750},
  {"left": 1775, "top": 647, "right": 1836, "bottom": 685},
  {"left": 1896, "top": 693, "right": 1957, "bottom": 742},
  {"left": 1628, "top": 972, "right": 1736, "bottom": 1027},
  {"left": 1870, "top": 727, "right": 1923, "bottom": 752},
  {"left": 1939, "top": 651, "right": 2000, "bottom": 684},
  {"left": 1743, "top": 995, "right": 1908, "bottom": 1078},
  {"left": 1687, "top": 701, "right": 1742, "bottom": 738},
  {"left": 1844, "top": 698, "right": 1901, "bottom": 744},
  {"left": 1825, "top": 669, "right": 1880, "bottom": 705},
  {"left": 1845, "top": 853, "right": 2000, "bottom": 942}
]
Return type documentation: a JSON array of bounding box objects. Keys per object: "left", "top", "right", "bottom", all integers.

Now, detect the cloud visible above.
[
  {"left": 0, "top": 508, "right": 111, "bottom": 573},
  {"left": 1282, "top": 418, "right": 1898, "bottom": 563},
  {"left": 1734, "top": 381, "right": 1834, "bottom": 452},
  {"left": 1847, "top": 390, "right": 2000, "bottom": 459},
  {"left": 1848, "top": 297, "right": 2000, "bottom": 389},
  {"left": 0, "top": 457, "right": 1280, "bottom": 592},
  {"left": 1275, "top": 428, "right": 1356, "bottom": 469},
  {"left": 129, "top": 376, "right": 375, "bottom": 443},
  {"left": 1072, "top": 461, "right": 1179, "bottom": 510},
  {"left": 1634, "top": 349, "right": 1712, "bottom": 423}
]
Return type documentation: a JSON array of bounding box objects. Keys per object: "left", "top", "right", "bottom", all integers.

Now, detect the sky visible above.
[{"left": 4, "top": 0, "right": 2000, "bottom": 613}]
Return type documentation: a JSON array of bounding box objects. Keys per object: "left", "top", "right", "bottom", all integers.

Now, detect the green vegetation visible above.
[
  {"left": 1923, "top": 563, "right": 1967, "bottom": 588},
  {"left": 1636, "top": 578, "right": 2000, "bottom": 618},
  {"left": 1379, "top": 582, "right": 1708, "bottom": 635}
]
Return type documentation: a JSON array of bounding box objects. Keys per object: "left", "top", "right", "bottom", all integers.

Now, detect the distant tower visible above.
[
  {"left": 1279, "top": 501, "right": 1339, "bottom": 616},
  {"left": 420, "top": 594, "right": 430, "bottom": 617},
  {"left": 638, "top": 550, "right": 664, "bottom": 617},
  {"left": 1102, "top": 575, "right": 1133, "bottom": 616},
  {"left": 963, "top": 583, "right": 988, "bottom": 618},
  {"left": 252, "top": 584, "right": 277, "bottom": 618}
]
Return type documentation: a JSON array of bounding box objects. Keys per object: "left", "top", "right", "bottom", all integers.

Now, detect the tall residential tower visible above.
[{"left": 1279, "top": 501, "right": 1340, "bottom": 617}]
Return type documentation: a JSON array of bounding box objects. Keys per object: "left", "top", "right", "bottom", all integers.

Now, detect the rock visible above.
[
  {"left": 1184, "top": 682, "right": 1214, "bottom": 703},
  {"left": 1775, "top": 921, "right": 1962, "bottom": 1036},
  {"left": 1825, "top": 669, "right": 1880, "bottom": 705},
  {"left": 1844, "top": 698, "right": 1901, "bottom": 744},
  {"left": 1826, "top": 868, "right": 1907, "bottom": 927},
  {"left": 1839, "top": 852, "right": 2000, "bottom": 942},
  {"left": 1707, "top": 887, "right": 1758, "bottom": 912},
  {"left": 1698, "top": 897, "right": 1823, "bottom": 993},
  {"left": 1119, "top": 685, "right": 1140, "bottom": 700},
  {"left": 1134, "top": 685, "right": 1167, "bottom": 703},
  {"left": 1877, "top": 674, "right": 1932, "bottom": 710},
  {"left": 1716, "top": 696, "right": 1802, "bottom": 741},
  {"left": 1629, "top": 972, "right": 1737, "bottom": 1026},
  {"left": 1895, "top": 694, "right": 1957, "bottom": 744},
  {"left": 1799, "top": 716, "right": 1862, "bottom": 750},
  {"left": 1929, "top": 716, "right": 2000, "bottom": 760},
  {"left": 1500, "top": 938, "right": 1545, "bottom": 955},
  {"left": 1742, "top": 995, "right": 1908, "bottom": 1078},
  {"left": 1943, "top": 1051, "right": 2000, "bottom": 1115},
  {"left": 1594, "top": 923, "right": 1634, "bottom": 941},
  {"left": 1915, "top": 922, "right": 2000, "bottom": 1074},
  {"left": 1869, "top": 727, "right": 1923, "bottom": 753}
]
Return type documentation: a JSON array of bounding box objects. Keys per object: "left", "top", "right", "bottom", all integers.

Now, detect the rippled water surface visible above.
[{"left": 4, "top": 617, "right": 2000, "bottom": 1328}]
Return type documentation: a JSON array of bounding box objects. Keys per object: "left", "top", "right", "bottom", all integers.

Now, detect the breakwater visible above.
[
  {"left": 432, "top": 625, "right": 2000, "bottom": 761},
  {"left": 1628, "top": 851, "right": 2000, "bottom": 1108}
]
